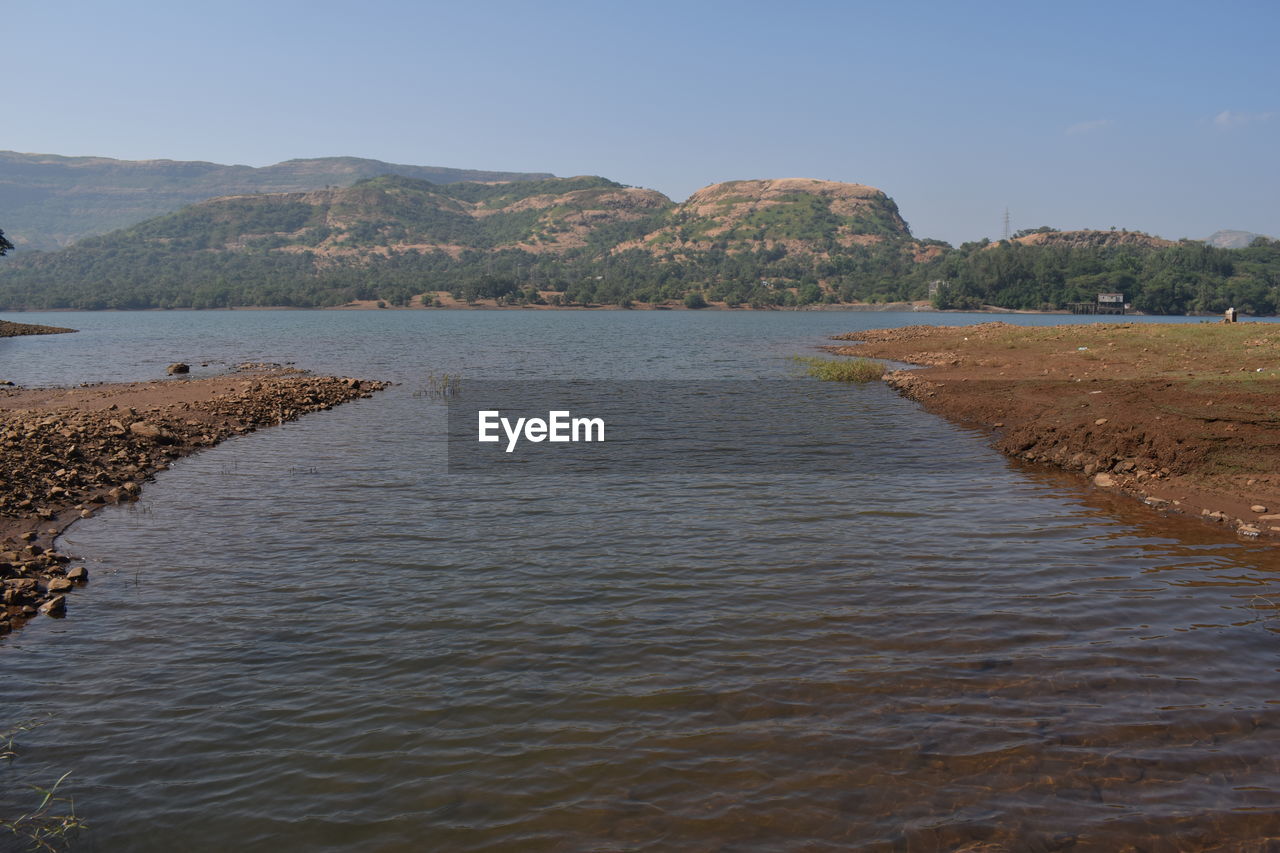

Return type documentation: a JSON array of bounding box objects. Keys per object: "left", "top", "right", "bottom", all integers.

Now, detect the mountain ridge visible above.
[
  {"left": 0, "top": 151, "right": 556, "bottom": 251},
  {"left": 2, "top": 172, "right": 1278, "bottom": 316}
]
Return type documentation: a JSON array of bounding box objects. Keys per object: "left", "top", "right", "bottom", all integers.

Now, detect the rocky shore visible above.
[
  {"left": 827, "top": 321, "right": 1280, "bottom": 541},
  {"left": 0, "top": 319, "right": 76, "bottom": 337},
  {"left": 1, "top": 369, "right": 388, "bottom": 634}
]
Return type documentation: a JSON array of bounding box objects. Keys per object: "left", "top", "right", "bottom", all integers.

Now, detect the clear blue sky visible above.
[{"left": 5, "top": 0, "right": 1277, "bottom": 245}]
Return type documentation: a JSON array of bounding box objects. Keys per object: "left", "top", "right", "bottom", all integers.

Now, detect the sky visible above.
[{"left": 3, "top": 0, "right": 1277, "bottom": 245}]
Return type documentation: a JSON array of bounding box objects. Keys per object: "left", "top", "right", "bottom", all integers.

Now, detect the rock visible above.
[
  {"left": 1251, "top": 505, "right": 1268, "bottom": 513},
  {"left": 167, "top": 363, "right": 191, "bottom": 375},
  {"left": 67, "top": 567, "right": 88, "bottom": 582},
  {"left": 47, "top": 577, "right": 73, "bottom": 593},
  {"left": 129, "top": 421, "right": 178, "bottom": 444},
  {"left": 1238, "top": 525, "right": 1261, "bottom": 538},
  {"left": 1144, "top": 497, "right": 1169, "bottom": 508},
  {"left": 1093, "top": 473, "right": 1115, "bottom": 487},
  {"left": 1094, "top": 418, "right": 1108, "bottom": 425},
  {"left": 39, "top": 595, "right": 66, "bottom": 615}
]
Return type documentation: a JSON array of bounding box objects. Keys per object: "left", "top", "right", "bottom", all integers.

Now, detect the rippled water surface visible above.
[{"left": 4, "top": 310, "right": 1280, "bottom": 851}]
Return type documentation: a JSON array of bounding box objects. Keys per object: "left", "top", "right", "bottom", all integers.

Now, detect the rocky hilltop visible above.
[
  {"left": 1008, "top": 229, "right": 1175, "bottom": 249},
  {"left": 1206, "top": 229, "right": 1271, "bottom": 249},
  {"left": 628, "top": 178, "right": 910, "bottom": 256}
]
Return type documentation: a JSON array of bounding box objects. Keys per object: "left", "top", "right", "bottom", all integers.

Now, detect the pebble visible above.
[{"left": 1251, "top": 505, "right": 1268, "bottom": 513}]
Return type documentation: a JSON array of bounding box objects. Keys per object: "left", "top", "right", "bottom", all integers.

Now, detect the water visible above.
[{"left": 3, "top": 310, "right": 1280, "bottom": 851}]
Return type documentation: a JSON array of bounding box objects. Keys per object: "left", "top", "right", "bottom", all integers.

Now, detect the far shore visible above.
[
  {"left": 0, "top": 368, "right": 388, "bottom": 636},
  {"left": 2, "top": 300, "right": 1212, "bottom": 316},
  {"left": 828, "top": 321, "right": 1280, "bottom": 541}
]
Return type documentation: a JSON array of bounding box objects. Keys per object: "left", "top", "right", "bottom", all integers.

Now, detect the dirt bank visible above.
[
  {"left": 0, "top": 319, "right": 76, "bottom": 337},
  {"left": 826, "top": 321, "right": 1280, "bottom": 541},
  {"left": 1, "top": 368, "right": 389, "bottom": 634}
]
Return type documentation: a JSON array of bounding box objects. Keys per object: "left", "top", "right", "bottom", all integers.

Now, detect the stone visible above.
[
  {"left": 47, "top": 577, "right": 73, "bottom": 593},
  {"left": 39, "top": 595, "right": 65, "bottom": 615},
  {"left": 1093, "top": 473, "right": 1115, "bottom": 487},
  {"left": 129, "top": 421, "right": 177, "bottom": 444},
  {"left": 1238, "top": 525, "right": 1261, "bottom": 538},
  {"left": 1251, "top": 505, "right": 1268, "bottom": 513},
  {"left": 167, "top": 362, "right": 190, "bottom": 375},
  {"left": 67, "top": 567, "right": 88, "bottom": 582},
  {"left": 1094, "top": 418, "right": 1108, "bottom": 425}
]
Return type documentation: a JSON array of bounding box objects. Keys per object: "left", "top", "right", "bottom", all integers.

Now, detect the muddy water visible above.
[{"left": 3, "top": 310, "right": 1280, "bottom": 851}]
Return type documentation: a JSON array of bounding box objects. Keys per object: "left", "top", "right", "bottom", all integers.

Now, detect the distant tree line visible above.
[
  {"left": 1, "top": 199, "right": 1279, "bottom": 314},
  {"left": 933, "top": 237, "right": 1280, "bottom": 315}
]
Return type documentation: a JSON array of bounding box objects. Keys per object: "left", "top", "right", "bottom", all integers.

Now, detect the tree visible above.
[{"left": 0, "top": 228, "right": 12, "bottom": 256}]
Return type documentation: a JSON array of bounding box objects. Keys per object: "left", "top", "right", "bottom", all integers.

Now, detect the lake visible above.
[{"left": 3, "top": 309, "right": 1280, "bottom": 851}]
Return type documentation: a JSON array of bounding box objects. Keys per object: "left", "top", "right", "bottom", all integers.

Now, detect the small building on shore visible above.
[{"left": 1069, "top": 292, "right": 1128, "bottom": 315}]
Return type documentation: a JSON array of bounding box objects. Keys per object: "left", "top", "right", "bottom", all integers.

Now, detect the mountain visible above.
[
  {"left": 90, "top": 175, "right": 672, "bottom": 256},
  {"left": 0, "top": 174, "right": 934, "bottom": 310},
  {"left": 622, "top": 178, "right": 912, "bottom": 255},
  {"left": 1206, "top": 229, "right": 1271, "bottom": 249},
  {"left": 0, "top": 151, "right": 555, "bottom": 251},
  {"left": 4, "top": 172, "right": 1278, "bottom": 315}
]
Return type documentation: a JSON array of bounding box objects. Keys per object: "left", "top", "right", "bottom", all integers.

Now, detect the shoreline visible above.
[
  {"left": 0, "top": 368, "right": 389, "bottom": 635},
  {"left": 827, "top": 322, "right": 1280, "bottom": 541},
  {"left": 0, "top": 319, "right": 77, "bottom": 337},
  {"left": 0, "top": 301, "right": 1101, "bottom": 314}
]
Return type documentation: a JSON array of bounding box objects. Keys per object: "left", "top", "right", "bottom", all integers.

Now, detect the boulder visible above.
[
  {"left": 167, "top": 363, "right": 190, "bottom": 375},
  {"left": 129, "top": 421, "right": 178, "bottom": 444}
]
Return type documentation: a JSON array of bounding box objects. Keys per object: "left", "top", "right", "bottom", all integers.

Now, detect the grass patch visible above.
[{"left": 793, "top": 356, "right": 886, "bottom": 383}]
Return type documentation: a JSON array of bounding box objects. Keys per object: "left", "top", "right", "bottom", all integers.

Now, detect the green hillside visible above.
[
  {"left": 2, "top": 173, "right": 1278, "bottom": 314},
  {"left": 0, "top": 151, "right": 555, "bottom": 251}
]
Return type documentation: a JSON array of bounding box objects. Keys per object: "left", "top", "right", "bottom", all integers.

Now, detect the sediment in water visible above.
[
  {"left": 0, "top": 369, "right": 389, "bottom": 634},
  {"left": 827, "top": 321, "right": 1280, "bottom": 541}
]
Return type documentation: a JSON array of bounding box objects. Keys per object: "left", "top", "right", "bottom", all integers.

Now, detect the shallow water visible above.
[{"left": 4, "top": 310, "right": 1280, "bottom": 851}]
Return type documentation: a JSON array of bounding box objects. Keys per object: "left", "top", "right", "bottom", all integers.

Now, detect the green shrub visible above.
[{"left": 792, "top": 356, "right": 886, "bottom": 383}]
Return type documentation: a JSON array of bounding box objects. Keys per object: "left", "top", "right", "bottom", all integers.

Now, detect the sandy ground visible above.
[
  {"left": 0, "top": 368, "right": 388, "bottom": 634},
  {"left": 827, "top": 321, "right": 1280, "bottom": 541}
]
